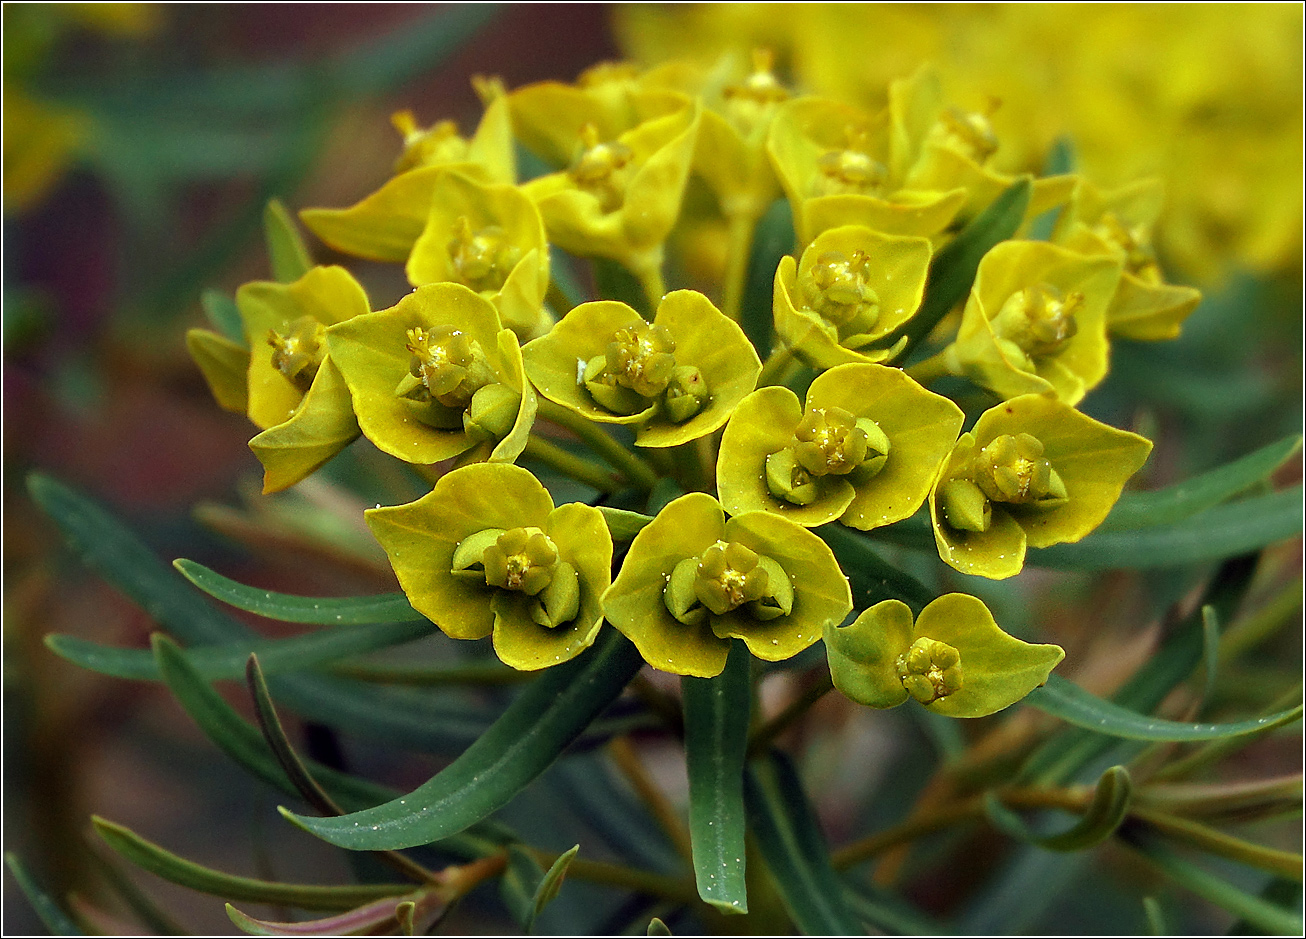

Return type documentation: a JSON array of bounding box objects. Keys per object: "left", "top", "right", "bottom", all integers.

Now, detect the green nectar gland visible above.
[
  {"left": 569, "top": 123, "right": 634, "bottom": 213},
  {"left": 815, "top": 125, "right": 888, "bottom": 197},
  {"left": 990, "top": 282, "right": 1082, "bottom": 370},
  {"left": 267, "top": 315, "right": 327, "bottom": 392},
  {"left": 447, "top": 216, "right": 521, "bottom": 293},
  {"left": 896, "top": 636, "right": 964, "bottom": 705}
]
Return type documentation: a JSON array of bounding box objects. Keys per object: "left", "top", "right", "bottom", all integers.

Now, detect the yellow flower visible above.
[{"left": 298, "top": 77, "right": 515, "bottom": 263}]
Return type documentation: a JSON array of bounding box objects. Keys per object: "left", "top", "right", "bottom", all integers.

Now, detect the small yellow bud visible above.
[{"left": 895, "top": 637, "right": 965, "bottom": 704}]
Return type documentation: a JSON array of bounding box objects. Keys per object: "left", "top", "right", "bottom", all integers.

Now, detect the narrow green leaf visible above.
[
  {"left": 741, "top": 198, "right": 795, "bottom": 357},
  {"left": 1100, "top": 436, "right": 1302, "bottom": 531},
  {"left": 818, "top": 524, "right": 935, "bottom": 613},
  {"left": 264, "top": 198, "right": 313, "bottom": 283},
  {"left": 92, "top": 817, "right": 409, "bottom": 911},
  {"left": 530, "top": 844, "right": 580, "bottom": 928},
  {"left": 84, "top": 842, "right": 186, "bottom": 936},
  {"left": 499, "top": 845, "right": 546, "bottom": 929},
  {"left": 744, "top": 750, "right": 862, "bottom": 935},
  {"left": 1125, "top": 837, "right": 1303, "bottom": 935},
  {"left": 598, "top": 506, "right": 654, "bottom": 542},
  {"left": 647, "top": 916, "right": 673, "bottom": 936},
  {"left": 1025, "top": 674, "right": 1302, "bottom": 741},
  {"left": 29, "top": 475, "right": 492, "bottom": 752},
  {"left": 247, "top": 655, "right": 340, "bottom": 816},
  {"left": 4, "top": 853, "right": 84, "bottom": 936},
  {"left": 46, "top": 618, "right": 436, "bottom": 682},
  {"left": 201, "top": 288, "right": 245, "bottom": 344},
  {"left": 890, "top": 177, "right": 1033, "bottom": 363},
  {"left": 985, "top": 766, "right": 1133, "bottom": 852},
  {"left": 1142, "top": 896, "right": 1166, "bottom": 936},
  {"left": 1020, "top": 556, "right": 1259, "bottom": 785},
  {"left": 1031, "top": 486, "right": 1303, "bottom": 570},
  {"left": 841, "top": 876, "right": 950, "bottom": 936},
  {"left": 226, "top": 894, "right": 420, "bottom": 936},
  {"left": 283, "top": 629, "right": 644, "bottom": 849},
  {"left": 1230, "top": 878, "right": 1303, "bottom": 936},
  {"left": 1200, "top": 605, "right": 1220, "bottom": 712},
  {"left": 682, "top": 641, "right": 751, "bottom": 915},
  {"left": 173, "top": 558, "right": 422, "bottom": 624}
]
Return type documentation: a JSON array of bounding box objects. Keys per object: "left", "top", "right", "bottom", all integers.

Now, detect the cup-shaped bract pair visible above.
[
  {"left": 943, "top": 240, "right": 1121, "bottom": 405},
  {"left": 367, "top": 463, "right": 612, "bottom": 670},
  {"left": 299, "top": 78, "right": 516, "bottom": 264},
  {"left": 237, "top": 266, "right": 370, "bottom": 493},
  {"left": 719, "top": 363, "right": 963, "bottom": 529},
  {"left": 768, "top": 94, "right": 967, "bottom": 245},
  {"left": 930, "top": 394, "right": 1152, "bottom": 579},
  {"left": 1053, "top": 178, "right": 1201, "bottom": 341},
  {"left": 327, "top": 283, "right": 535, "bottom": 468},
  {"left": 523, "top": 290, "right": 761, "bottom": 448},
  {"left": 604, "top": 493, "right": 853, "bottom": 677},
  {"left": 405, "top": 171, "right": 552, "bottom": 341},
  {"left": 520, "top": 103, "right": 701, "bottom": 289},
  {"left": 825, "top": 594, "right": 1064, "bottom": 717},
  {"left": 773, "top": 226, "right": 932, "bottom": 368}
]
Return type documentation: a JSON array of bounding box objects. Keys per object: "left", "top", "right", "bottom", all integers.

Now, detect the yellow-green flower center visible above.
[
  {"left": 583, "top": 321, "right": 707, "bottom": 422},
  {"left": 391, "top": 111, "right": 469, "bottom": 174},
  {"left": 793, "top": 407, "right": 890, "bottom": 478},
  {"left": 896, "top": 637, "right": 964, "bottom": 704},
  {"left": 991, "top": 282, "right": 1082, "bottom": 366},
  {"left": 267, "top": 315, "right": 327, "bottom": 392},
  {"left": 815, "top": 126, "right": 887, "bottom": 196},
  {"left": 447, "top": 216, "right": 521, "bottom": 293},
  {"left": 722, "top": 48, "right": 790, "bottom": 136},
  {"left": 807, "top": 250, "right": 880, "bottom": 329},
  {"left": 397, "top": 327, "right": 503, "bottom": 434},
  {"left": 973, "top": 433, "right": 1069, "bottom": 506},
  {"left": 452, "top": 526, "right": 581, "bottom": 629},
  {"left": 932, "top": 103, "right": 1000, "bottom": 163},
  {"left": 570, "top": 123, "right": 634, "bottom": 213},
  {"left": 1092, "top": 212, "right": 1161, "bottom": 283},
  {"left": 663, "top": 540, "right": 794, "bottom": 625}
]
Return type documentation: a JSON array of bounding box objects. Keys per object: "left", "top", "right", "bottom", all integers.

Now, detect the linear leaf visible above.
[
  {"left": 46, "top": 618, "right": 435, "bottom": 681},
  {"left": 1024, "top": 675, "right": 1302, "bottom": 741},
  {"left": 744, "top": 750, "right": 862, "bottom": 935},
  {"left": 530, "top": 845, "right": 580, "bottom": 929},
  {"left": 499, "top": 845, "right": 546, "bottom": 929},
  {"left": 1031, "top": 486, "right": 1302, "bottom": 570},
  {"left": 682, "top": 641, "right": 751, "bottom": 914},
  {"left": 1100, "top": 436, "right": 1302, "bottom": 531},
  {"left": 985, "top": 766, "right": 1132, "bottom": 852},
  {"left": 29, "top": 475, "right": 492, "bottom": 753},
  {"left": 841, "top": 876, "right": 949, "bottom": 936},
  {"left": 201, "top": 288, "right": 245, "bottom": 343},
  {"left": 283, "top": 629, "right": 644, "bottom": 850},
  {"left": 4, "top": 852, "right": 84, "bottom": 935},
  {"left": 890, "top": 177, "right": 1032, "bottom": 363},
  {"left": 92, "top": 817, "right": 410, "bottom": 911},
  {"left": 173, "top": 558, "right": 421, "bottom": 624},
  {"left": 1125, "top": 837, "right": 1303, "bottom": 935}
]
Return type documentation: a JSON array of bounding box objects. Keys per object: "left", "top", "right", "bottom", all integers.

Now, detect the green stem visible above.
[
  {"left": 1129, "top": 807, "right": 1304, "bottom": 880},
  {"left": 536, "top": 399, "right": 659, "bottom": 490},
  {"left": 630, "top": 251, "right": 667, "bottom": 311},
  {"left": 524, "top": 850, "right": 699, "bottom": 905},
  {"left": 748, "top": 672, "right": 834, "bottom": 755},
  {"left": 721, "top": 210, "right": 759, "bottom": 322},
  {"left": 757, "top": 345, "right": 797, "bottom": 387},
  {"left": 523, "top": 436, "right": 621, "bottom": 492},
  {"left": 903, "top": 348, "right": 954, "bottom": 387}
]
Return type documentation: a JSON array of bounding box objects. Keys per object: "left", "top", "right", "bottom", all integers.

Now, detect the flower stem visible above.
[
  {"left": 721, "top": 209, "right": 760, "bottom": 322},
  {"left": 523, "top": 435, "right": 621, "bottom": 492},
  {"left": 536, "top": 398, "right": 659, "bottom": 491},
  {"left": 523, "top": 850, "right": 699, "bottom": 905},
  {"left": 748, "top": 670, "right": 834, "bottom": 754},
  {"left": 904, "top": 348, "right": 954, "bottom": 387},
  {"left": 757, "top": 345, "right": 797, "bottom": 387}
]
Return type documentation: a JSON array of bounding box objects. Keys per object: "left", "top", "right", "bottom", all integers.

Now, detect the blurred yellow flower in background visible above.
[{"left": 615, "top": 3, "right": 1302, "bottom": 283}]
